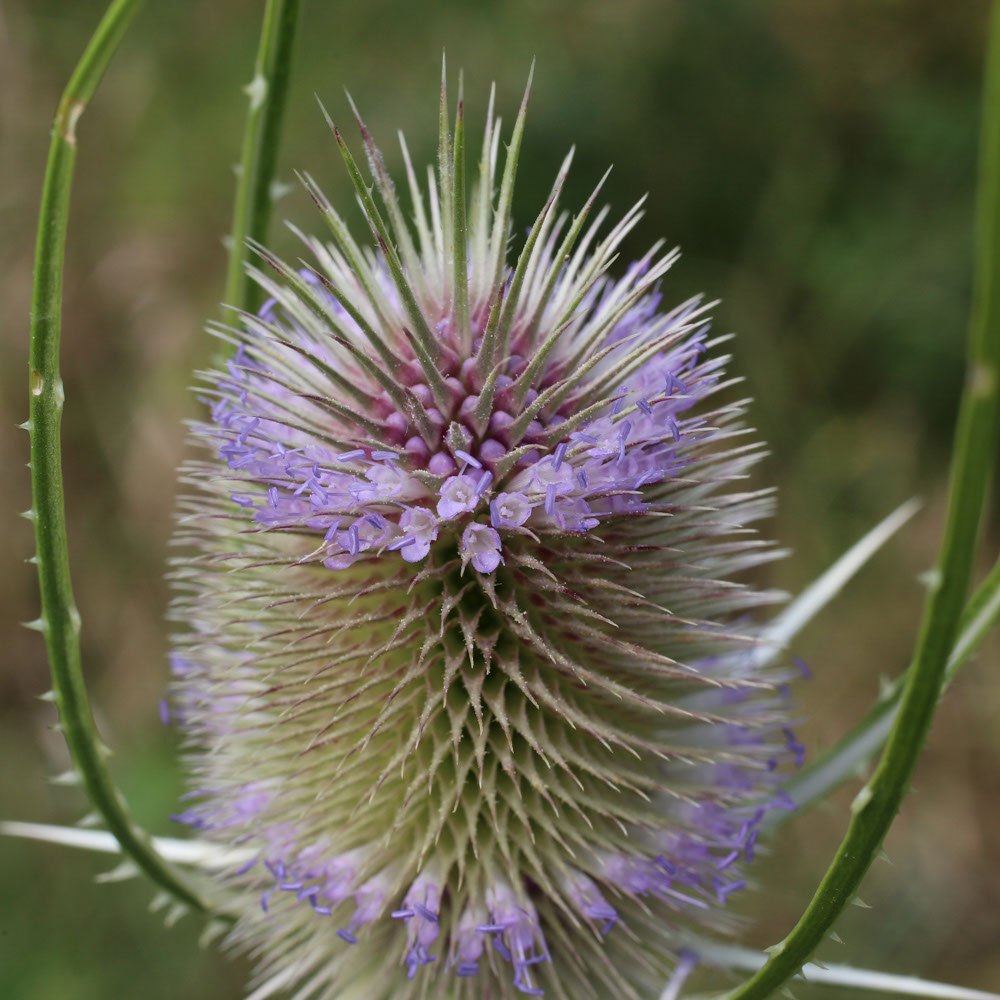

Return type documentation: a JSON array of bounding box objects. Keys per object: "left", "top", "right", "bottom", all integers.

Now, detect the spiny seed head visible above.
[{"left": 169, "top": 67, "right": 799, "bottom": 1000}]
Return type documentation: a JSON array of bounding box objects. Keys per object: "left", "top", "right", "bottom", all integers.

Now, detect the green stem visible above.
[
  {"left": 767, "top": 553, "right": 1000, "bottom": 830},
  {"left": 726, "top": 7, "right": 1000, "bottom": 999},
  {"left": 27, "top": 0, "right": 213, "bottom": 913},
  {"left": 223, "top": 0, "right": 302, "bottom": 314}
]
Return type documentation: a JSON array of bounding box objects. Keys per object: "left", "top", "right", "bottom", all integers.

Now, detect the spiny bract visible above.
[{"left": 168, "top": 67, "right": 801, "bottom": 1000}]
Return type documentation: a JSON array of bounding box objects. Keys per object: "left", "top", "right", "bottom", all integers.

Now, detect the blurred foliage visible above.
[{"left": 1, "top": 1, "right": 998, "bottom": 997}]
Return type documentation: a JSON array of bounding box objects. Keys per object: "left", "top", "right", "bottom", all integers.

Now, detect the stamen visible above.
[
  {"left": 716, "top": 850, "right": 740, "bottom": 871},
  {"left": 387, "top": 536, "right": 416, "bottom": 551},
  {"left": 716, "top": 879, "right": 746, "bottom": 903}
]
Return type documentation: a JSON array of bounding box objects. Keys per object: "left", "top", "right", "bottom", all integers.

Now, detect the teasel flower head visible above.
[{"left": 169, "top": 65, "right": 801, "bottom": 999}]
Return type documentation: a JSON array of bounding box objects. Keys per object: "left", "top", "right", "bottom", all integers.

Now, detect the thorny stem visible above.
[
  {"left": 26, "top": 0, "right": 213, "bottom": 914},
  {"left": 223, "top": 0, "right": 302, "bottom": 315},
  {"left": 725, "top": 6, "right": 1000, "bottom": 999}
]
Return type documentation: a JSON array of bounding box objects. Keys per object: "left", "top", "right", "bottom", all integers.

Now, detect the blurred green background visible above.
[{"left": 2, "top": 0, "right": 999, "bottom": 997}]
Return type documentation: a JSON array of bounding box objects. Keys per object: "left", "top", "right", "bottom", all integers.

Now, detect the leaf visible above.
[
  {"left": 685, "top": 939, "right": 1000, "bottom": 1000},
  {"left": 750, "top": 499, "right": 922, "bottom": 670},
  {"left": 770, "top": 552, "right": 1000, "bottom": 828},
  {"left": 0, "top": 821, "right": 253, "bottom": 871}
]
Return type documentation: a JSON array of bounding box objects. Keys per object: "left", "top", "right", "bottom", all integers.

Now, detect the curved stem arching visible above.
[{"left": 27, "top": 0, "right": 214, "bottom": 915}]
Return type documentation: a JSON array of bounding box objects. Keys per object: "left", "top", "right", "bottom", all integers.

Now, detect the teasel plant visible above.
[{"left": 9, "top": 0, "right": 1000, "bottom": 997}]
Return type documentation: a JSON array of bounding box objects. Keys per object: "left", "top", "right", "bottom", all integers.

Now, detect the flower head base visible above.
[{"left": 169, "top": 67, "right": 799, "bottom": 999}]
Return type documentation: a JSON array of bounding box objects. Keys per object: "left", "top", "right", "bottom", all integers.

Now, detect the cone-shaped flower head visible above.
[{"left": 169, "top": 68, "right": 799, "bottom": 999}]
